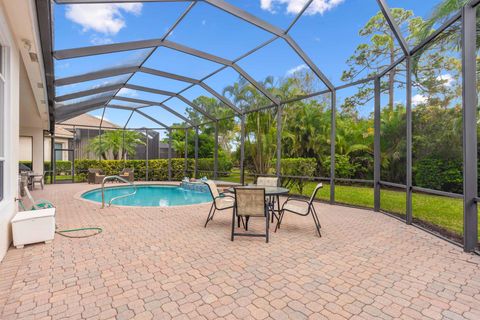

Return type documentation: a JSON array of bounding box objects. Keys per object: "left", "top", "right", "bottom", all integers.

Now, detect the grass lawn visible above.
[{"left": 221, "top": 170, "right": 476, "bottom": 242}]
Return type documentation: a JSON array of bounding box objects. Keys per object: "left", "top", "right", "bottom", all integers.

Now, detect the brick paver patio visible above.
[{"left": 0, "top": 182, "right": 479, "bottom": 320}]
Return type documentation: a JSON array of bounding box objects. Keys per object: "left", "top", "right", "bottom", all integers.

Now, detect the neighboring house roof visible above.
[
  {"left": 54, "top": 126, "right": 74, "bottom": 139},
  {"left": 58, "top": 114, "right": 119, "bottom": 130}
]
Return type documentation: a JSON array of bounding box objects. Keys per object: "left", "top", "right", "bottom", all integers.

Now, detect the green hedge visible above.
[
  {"left": 197, "top": 157, "right": 233, "bottom": 173},
  {"left": 74, "top": 159, "right": 193, "bottom": 182},
  {"left": 280, "top": 158, "right": 317, "bottom": 194},
  {"left": 414, "top": 158, "right": 463, "bottom": 194},
  {"left": 43, "top": 161, "right": 72, "bottom": 173}
]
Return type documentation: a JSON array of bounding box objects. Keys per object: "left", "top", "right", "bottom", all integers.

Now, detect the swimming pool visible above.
[{"left": 82, "top": 185, "right": 212, "bottom": 207}]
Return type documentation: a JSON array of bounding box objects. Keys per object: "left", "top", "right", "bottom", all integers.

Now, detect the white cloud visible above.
[
  {"left": 118, "top": 88, "right": 138, "bottom": 98},
  {"left": 66, "top": 3, "right": 142, "bottom": 35},
  {"left": 436, "top": 74, "right": 455, "bottom": 87},
  {"left": 260, "top": 0, "right": 344, "bottom": 15},
  {"left": 201, "top": 19, "right": 207, "bottom": 26},
  {"left": 286, "top": 64, "right": 308, "bottom": 76},
  {"left": 412, "top": 94, "right": 427, "bottom": 106},
  {"left": 90, "top": 35, "right": 113, "bottom": 45}
]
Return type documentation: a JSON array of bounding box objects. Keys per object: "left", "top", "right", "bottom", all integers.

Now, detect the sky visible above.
[{"left": 53, "top": 0, "right": 443, "bottom": 128}]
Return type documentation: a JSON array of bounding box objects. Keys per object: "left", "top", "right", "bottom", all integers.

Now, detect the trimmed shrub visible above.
[
  {"left": 414, "top": 158, "right": 463, "bottom": 194},
  {"left": 280, "top": 158, "right": 317, "bottom": 194},
  {"left": 321, "top": 154, "right": 359, "bottom": 179},
  {"left": 74, "top": 159, "right": 198, "bottom": 182},
  {"left": 197, "top": 157, "right": 233, "bottom": 176},
  {"left": 43, "top": 161, "right": 72, "bottom": 173}
]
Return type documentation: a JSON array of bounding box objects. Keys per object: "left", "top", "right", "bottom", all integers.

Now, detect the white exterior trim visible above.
[{"left": 0, "top": 2, "right": 20, "bottom": 261}]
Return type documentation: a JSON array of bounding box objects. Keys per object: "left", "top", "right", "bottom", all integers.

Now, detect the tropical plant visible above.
[{"left": 87, "top": 130, "right": 145, "bottom": 160}]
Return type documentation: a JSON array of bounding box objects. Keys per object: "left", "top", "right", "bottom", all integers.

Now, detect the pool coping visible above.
[{"left": 73, "top": 182, "right": 214, "bottom": 209}]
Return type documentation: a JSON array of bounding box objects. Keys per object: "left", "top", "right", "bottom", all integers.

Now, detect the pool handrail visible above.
[{"left": 101, "top": 175, "right": 137, "bottom": 208}]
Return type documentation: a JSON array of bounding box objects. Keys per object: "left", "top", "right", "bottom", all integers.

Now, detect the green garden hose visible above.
[
  {"left": 55, "top": 227, "right": 103, "bottom": 238},
  {"left": 17, "top": 199, "right": 103, "bottom": 238}
]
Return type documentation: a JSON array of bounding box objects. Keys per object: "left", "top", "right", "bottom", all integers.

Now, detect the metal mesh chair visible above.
[
  {"left": 204, "top": 180, "right": 235, "bottom": 228},
  {"left": 256, "top": 177, "right": 280, "bottom": 187},
  {"left": 232, "top": 188, "right": 269, "bottom": 243},
  {"left": 256, "top": 177, "right": 280, "bottom": 222},
  {"left": 276, "top": 183, "right": 323, "bottom": 237}
]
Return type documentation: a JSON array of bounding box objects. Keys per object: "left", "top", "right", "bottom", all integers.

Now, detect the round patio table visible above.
[
  {"left": 227, "top": 185, "right": 289, "bottom": 196},
  {"left": 227, "top": 185, "right": 289, "bottom": 223}
]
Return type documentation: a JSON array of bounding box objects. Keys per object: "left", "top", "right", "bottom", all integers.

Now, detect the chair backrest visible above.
[
  {"left": 204, "top": 180, "right": 220, "bottom": 199},
  {"left": 256, "top": 177, "right": 280, "bottom": 187},
  {"left": 88, "top": 168, "right": 103, "bottom": 174},
  {"left": 309, "top": 183, "right": 323, "bottom": 204},
  {"left": 234, "top": 188, "right": 265, "bottom": 217}
]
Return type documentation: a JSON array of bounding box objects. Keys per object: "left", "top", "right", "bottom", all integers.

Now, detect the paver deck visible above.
[{"left": 0, "top": 182, "right": 479, "bottom": 320}]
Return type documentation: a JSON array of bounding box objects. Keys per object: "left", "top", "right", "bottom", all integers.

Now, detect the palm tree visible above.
[{"left": 88, "top": 130, "right": 145, "bottom": 160}]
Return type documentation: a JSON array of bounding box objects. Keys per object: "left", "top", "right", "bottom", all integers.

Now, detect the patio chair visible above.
[
  {"left": 88, "top": 169, "right": 105, "bottom": 184},
  {"left": 232, "top": 188, "right": 269, "bottom": 243},
  {"left": 256, "top": 176, "right": 280, "bottom": 222},
  {"left": 276, "top": 183, "right": 323, "bottom": 237},
  {"left": 31, "top": 173, "right": 44, "bottom": 190},
  {"left": 203, "top": 180, "right": 235, "bottom": 228},
  {"left": 119, "top": 168, "right": 134, "bottom": 182}
]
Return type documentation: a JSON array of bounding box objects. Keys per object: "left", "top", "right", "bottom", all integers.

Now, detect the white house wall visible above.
[
  {"left": 0, "top": 2, "right": 20, "bottom": 262},
  {"left": 0, "top": 0, "right": 48, "bottom": 262}
]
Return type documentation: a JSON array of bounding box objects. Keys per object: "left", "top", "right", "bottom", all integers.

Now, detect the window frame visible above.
[{"left": 0, "top": 44, "right": 5, "bottom": 202}]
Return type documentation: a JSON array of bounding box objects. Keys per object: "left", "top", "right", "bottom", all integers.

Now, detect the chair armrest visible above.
[
  {"left": 282, "top": 196, "right": 310, "bottom": 209},
  {"left": 215, "top": 194, "right": 235, "bottom": 200}
]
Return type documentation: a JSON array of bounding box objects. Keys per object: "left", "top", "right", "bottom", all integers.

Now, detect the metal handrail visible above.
[{"left": 101, "top": 175, "right": 137, "bottom": 208}]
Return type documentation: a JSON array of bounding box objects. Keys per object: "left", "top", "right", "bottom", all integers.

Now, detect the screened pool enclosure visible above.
[{"left": 36, "top": 0, "right": 479, "bottom": 252}]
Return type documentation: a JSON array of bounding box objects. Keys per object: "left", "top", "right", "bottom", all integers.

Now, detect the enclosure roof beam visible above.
[
  {"left": 198, "top": 83, "right": 241, "bottom": 114},
  {"left": 53, "top": 39, "right": 232, "bottom": 66},
  {"left": 114, "top": 96, "right": 195, "bottom": 125},
  {"left": 125, "top": 83, "right": 241, "bottom": 115},
  {"left": 54, "top": 95, "right": 112, "bottom": 110},
  {"left": 375, "top": 0, "right": 409, "bottom": 56},
  {"left": 35, "top": 0, "right": 56, "bottom": 132},
  {"left": 203, "top": 0, "right": 284, "bottom": 36},
  {"left": 54, "top": 39, "right": 159, "bottom": 60},
  {"left": 410, "top": 11, "right": 461, "bottom": 56},
  {"left": 468, "top": 0, "right": 480, "bottom": 7},
  {"left": 283, "top": 35, "right": 334, "bottom": 91},
  {"left": 54, "top": 65, "right": 237, "bottom": 120},
  {"left": 140, "top": 67, "right": 199, "bottom": 83},
  {"left": 123, "top": 110, "right": 135, "bottom": 130},
  {"left": 55, "top": 0, "right": 190, "bottom": 3},
  {"left": 56, "top": 102, "right": 107, "bottom": 122},
  {"left": 203, "top": 0, "right": 334, "bottom": 91},
  {"left": 55, "top": 66, "right": 138, "bottom": 86},
  {"left": 55, "top": 83, "right": 124, "bottom": 102},
  {"left": 54, "top": 42, "right": 284, "bottom": 110},
  {"left": 232, "top": 64, "right": 280, "bottom": 105},
  {"left": 135, "top": 109, "right": 169, "bottom": 128},
  {"left": 105, "top": 104, "right": 136, "bottom": 111},
  {"left": 176, "top": 94, "right": 217, "bottom": 121},
  {"left": 124, "top": 84, "right": 180, "bottom": 97}
]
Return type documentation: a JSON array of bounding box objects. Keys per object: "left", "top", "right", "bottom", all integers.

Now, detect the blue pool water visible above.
[{"left": 82, "top": 185, "right": 212, "bottom": 207}]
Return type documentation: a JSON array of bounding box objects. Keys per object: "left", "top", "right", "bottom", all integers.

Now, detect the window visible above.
[
  {"left": 54, "top": 143, "right": 63, "bottom": 161},
  {"left": 0, "top": 44, "right": 5, "bottom": 201}
]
